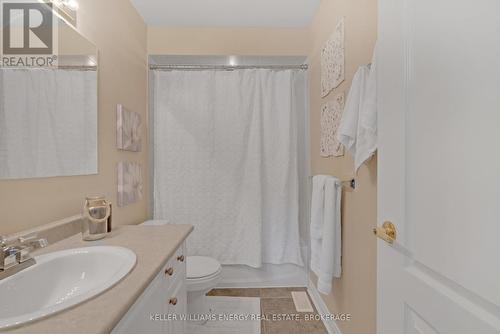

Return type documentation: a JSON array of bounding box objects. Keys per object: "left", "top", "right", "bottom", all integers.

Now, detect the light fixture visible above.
[
  {"left": 228, "top": 56, "right": 237, "bottom": 67},
  {"left": 38, "top": 0, "right": 78, "bottom": 27},
  {"left": 52, "top": 0, "right": 78, "bottom": 11},
  {"left": 62, "top": 0, "right": 78, "bottom": 11}
]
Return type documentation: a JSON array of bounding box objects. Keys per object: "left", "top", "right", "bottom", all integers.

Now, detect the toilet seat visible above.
[
  {"left": 186, "top": 256, "right": 222, "bottom": 293},
  {"left": 186, "top": 256, "right": 221, "bottom": 279}
]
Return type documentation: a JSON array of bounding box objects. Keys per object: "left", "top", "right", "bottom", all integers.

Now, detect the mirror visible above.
[{"left": 0, "top": 11, "right": 98, "bottom": 179}]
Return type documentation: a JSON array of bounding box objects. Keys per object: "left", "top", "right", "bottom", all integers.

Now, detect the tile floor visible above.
[
  {"left": 207, "top": 288, "right": 328, "bottom": 334},
  {"left": 188, "top": 296, "right": 260, "bottom": 334}
]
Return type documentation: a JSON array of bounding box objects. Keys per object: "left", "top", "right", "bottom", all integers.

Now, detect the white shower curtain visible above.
[
  {"left": 0, "top": 68, "right": 97, "bottom": 179},
  {"left": 153, "top": 69, "right": 306, "bottom": 268}
]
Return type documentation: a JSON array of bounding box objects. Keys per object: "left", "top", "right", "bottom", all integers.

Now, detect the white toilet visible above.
[
  {"left": 186, "top": 256, "right": 222, "bottom": 322},
  {"left": 141, "top": 220, "right": 222, "bottom": 323}
]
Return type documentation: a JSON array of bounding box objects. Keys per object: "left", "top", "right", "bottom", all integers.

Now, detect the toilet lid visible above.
[{"left": 186, "top": 256, "right": 221, "bottom": 279}]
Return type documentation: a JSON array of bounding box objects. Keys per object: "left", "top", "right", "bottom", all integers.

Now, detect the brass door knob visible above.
[
  {"left": 373, "top": 221, "right": 397, "bottom": 244},
  {"left": 169, "top": 297, "right": 178, "bottom": 305},
  {"left": 165, "top": 267, "right": 174, "bottom": 276},
  {"left": 177, "top": 255, "right": 185, "bottom": 262}
]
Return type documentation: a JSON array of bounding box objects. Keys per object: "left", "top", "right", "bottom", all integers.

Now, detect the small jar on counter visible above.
[{"left": 82, "top": 195, "right": 112, "bottom": 241}]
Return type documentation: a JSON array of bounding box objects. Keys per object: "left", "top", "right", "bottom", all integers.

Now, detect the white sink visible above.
[{"left": 0, "top": 246, "right": 136, "bottom": 330}]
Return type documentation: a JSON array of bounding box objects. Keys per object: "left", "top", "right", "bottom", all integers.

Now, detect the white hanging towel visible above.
[
  {"left": 337, "top": 45, "right": 378, "bottom": 172},
  {"left": 310, "top": 175, "right": 329, "bottom": 240},
  {"left": 310, "top": 175, "right": 342, "bottom": 295}
]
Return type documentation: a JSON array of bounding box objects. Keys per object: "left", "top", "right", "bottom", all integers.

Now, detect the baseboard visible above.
[{"left": 307, "top": 279, "right": 342, "bottom": 334}]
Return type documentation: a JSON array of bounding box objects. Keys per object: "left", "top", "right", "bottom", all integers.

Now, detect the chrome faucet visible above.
[{"left": 0, "top": 234, "right": 48, "bottom": 280}]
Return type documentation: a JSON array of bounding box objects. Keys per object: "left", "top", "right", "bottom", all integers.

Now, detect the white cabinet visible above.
[
  {"left": 166, "top": 275, "right": 187, "bottom": 334},
  {"left": 112, "top": 243, "right": 187, "bottom": 334},
  {"left": 112, "top": 271, "right": 165, "bottom": 333}
]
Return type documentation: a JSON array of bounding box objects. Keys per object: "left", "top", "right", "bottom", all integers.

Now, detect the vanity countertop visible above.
[{"left": 5, "top": 224, "right": 193, "bottom": 334}]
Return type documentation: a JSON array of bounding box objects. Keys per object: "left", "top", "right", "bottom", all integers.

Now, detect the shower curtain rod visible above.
[{"left": 149, "top": 64, "right": 308, "bottom": 71}]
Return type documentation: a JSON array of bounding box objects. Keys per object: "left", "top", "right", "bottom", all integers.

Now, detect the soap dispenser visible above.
[{"left": 82, "top": 195, "right": 111, "bottom": 241}]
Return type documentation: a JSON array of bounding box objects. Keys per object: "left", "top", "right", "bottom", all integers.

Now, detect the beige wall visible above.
[
  {"left": 308, "top": 0, "right": 377, "bottom": 333},
  {"left": 148, "top": 27, "right": 309, "bottom": 55},
  {"left": 58, "top": 24, "right": 96, "bottom": 55},
  {"left": 0, "top": 0, "right": 148, "bottom": 235}
]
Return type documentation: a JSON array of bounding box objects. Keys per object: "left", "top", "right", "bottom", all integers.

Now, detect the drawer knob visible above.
[
  {"left": 177, "top": 255, "right": 185, "bottom": 262},
  {"left": 165, "top": 267, "right": 174, "bottom": 276},
  {"left": 169, "top": 297, "right": 178, "bottom": 305}
]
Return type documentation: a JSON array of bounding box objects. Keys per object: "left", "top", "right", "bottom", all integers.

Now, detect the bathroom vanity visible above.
[
  {"left": 112, "top": 243, "right": 187, "bottom": 334},
  {"left": 2, "top": 224, "right": 192, "bottom": 334}
]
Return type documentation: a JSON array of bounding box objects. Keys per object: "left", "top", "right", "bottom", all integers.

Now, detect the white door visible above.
[{"left": 377, "top": 0, "right": 500, "bottom": 333}]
